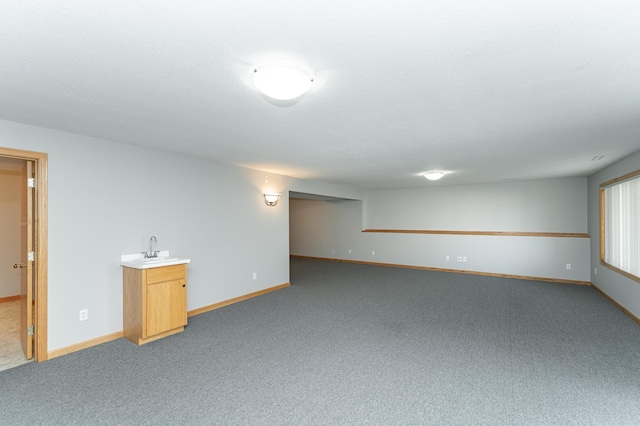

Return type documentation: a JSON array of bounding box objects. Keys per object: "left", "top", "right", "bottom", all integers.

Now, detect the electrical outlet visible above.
[
  {"left": 446, "top": 255, "right": 450, "bottom": 261},
  {"left": 331, "top": 249, "right": 336, "bottom": 255},
  {"left": 79, "top": 309, "right": 88, "bottom": 321},
  {"left": 253, "top": 272, "right": 257, "bottom": 280},
  {"left": 349, "top": 249, "right": 352, "bottom": 254},
  {"left": 462, "top": 257, "right": 467, "bottom": 262},
  {"left": 372, "top": 250, "right": 375, "bottom": 256},
  {"left": 457, "top": 256, "right": 463, "bottom": 262},
  {"left": 566, "top": 264, "right": 571, "bottom": 270},
  {"left": 595, "top": 268, "right": 598, "bottom": 275}
]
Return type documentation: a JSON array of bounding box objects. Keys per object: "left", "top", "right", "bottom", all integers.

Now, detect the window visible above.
[{"left": 600, "top": 170, "right": 640, "bottom": 282}]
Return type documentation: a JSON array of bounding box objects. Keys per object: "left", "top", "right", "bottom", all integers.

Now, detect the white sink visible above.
[
  {"left": 137, "top": 257, "right": 178, "bottom": 263},
  {"left": 120, "top": 251, "right": 190, "bottom": 269}
]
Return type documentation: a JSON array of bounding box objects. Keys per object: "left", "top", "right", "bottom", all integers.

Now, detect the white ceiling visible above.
[{"left": 1, "top": 1, "right": 639, "bottom": 189}]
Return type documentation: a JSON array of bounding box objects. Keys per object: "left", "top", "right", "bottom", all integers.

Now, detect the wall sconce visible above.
[{"left": 263, "top": 193, "right": 281, "bottom": 206}]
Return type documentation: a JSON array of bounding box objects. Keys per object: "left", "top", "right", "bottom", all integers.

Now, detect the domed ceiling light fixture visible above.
[
  {"left": 423, "top": 171, "right": 446, "bottom": 181},
  {"left": 252, "top": 62, "right": 313, "bottom": 101}
]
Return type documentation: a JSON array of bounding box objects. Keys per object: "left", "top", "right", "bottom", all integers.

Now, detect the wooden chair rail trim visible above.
[
  {"left": 362, "top": 229, "right": 589, "bottom": 238},
  {"left": 291, "top": 255, "right": 591, "bottom": 286}
]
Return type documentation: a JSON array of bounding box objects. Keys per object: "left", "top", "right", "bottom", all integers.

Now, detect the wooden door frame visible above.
[{"left": 0, "top": 147, "right": 48, "bottom": 361}]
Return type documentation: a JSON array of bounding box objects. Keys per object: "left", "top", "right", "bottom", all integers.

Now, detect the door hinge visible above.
[
  {"left": 28, "top": 325, "right": 34, "bottom": 336},
  {"left": 28, "top": 251, "right": 35, "bottom": 261},
  {"left": 28, "top": 177, "right": 35, "bottom": 188}
]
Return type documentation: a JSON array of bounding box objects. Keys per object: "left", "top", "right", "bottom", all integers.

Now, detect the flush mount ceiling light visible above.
[
  {"left": 252, "top": 62, "right": 313, "bottom": 101},
  {"left": 263, "top": 193, "right": 281, "bottom": 206},
  {"left": 423, "top": 171, "right": 445, "bottom": 181}
]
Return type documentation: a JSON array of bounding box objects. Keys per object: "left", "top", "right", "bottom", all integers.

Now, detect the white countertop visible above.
[{"left": 120, "top": 251, "right": 191, "bottom": 269}]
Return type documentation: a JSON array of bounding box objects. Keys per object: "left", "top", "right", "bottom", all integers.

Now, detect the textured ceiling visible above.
[{"left": 1, "top": 1, "right": 639, "bottom": 189}]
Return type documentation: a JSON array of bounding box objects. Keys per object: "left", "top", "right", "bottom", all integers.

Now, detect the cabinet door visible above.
[{"left": 146, "top": 279, "right": 187, "bottom": 337}]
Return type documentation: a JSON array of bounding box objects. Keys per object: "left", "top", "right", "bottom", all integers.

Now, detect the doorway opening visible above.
[{"left": 0, "top": 147, "right": 48, "bottom": 365}]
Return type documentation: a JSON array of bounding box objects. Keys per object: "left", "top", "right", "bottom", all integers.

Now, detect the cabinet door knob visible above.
[{"left": 182, "top": 284, "right": 186, "bottom": 287}]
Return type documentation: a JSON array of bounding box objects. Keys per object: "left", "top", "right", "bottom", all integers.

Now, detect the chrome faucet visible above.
[{"left": 145, "top": 236, "right": 158, "bottom": 258}]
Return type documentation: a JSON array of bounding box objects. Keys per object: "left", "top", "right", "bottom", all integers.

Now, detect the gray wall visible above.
[
  {"left": 286, "top": 176, "right": 364, "bottom": 201},
  {"left": 0, "top": 119, "right": 293, "bottom": 351},
  {"left": 291, "top": 178, "right": 590, "bottom": 282},
  {"left": 588, "top": 149, "right": 640, "bottom": 318},
  {"left": 0, "top": 170, "right": 21, "bottom": 298},
  {"left": 365, "top": 179, "right": 587, "bottom": 232}
]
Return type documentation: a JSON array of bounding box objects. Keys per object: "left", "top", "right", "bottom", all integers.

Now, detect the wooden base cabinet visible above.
[{"left": 123, "top": 264, "right": 187, "bottom": 345}]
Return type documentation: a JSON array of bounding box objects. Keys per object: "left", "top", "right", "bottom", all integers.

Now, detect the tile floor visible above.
[{"left": 0, "top": 300, "right": 32, "bottom": 372}]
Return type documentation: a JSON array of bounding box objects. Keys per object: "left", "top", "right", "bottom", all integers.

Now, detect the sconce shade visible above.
[
  {"left": 264, "top": 193, "right": 281, "bottom": 206},
  {"left": 253, "top": 63, "right": 313, "bottom": 101}
]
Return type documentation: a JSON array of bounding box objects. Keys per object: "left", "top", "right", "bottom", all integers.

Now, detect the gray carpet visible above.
[{"left": 2, "top": 258, "right": 640, "bottom": 425}]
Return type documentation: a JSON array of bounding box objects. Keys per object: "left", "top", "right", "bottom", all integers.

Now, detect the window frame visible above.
[{"left": 599, "top": 168, "right": 640, "bottom": 283}]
